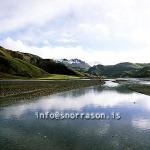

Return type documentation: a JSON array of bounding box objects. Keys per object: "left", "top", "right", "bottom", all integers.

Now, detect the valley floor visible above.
[{"left": 0, "top": 73, "right": 81, "bottom": 80}]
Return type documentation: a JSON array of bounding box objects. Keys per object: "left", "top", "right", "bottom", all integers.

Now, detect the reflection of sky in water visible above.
[
  {"left": 1, "top": 82, "right": 150, "bottom": 120},
  {"left": 2, "top": 90, "right": 150, "bottom": 119},
  {"left": 132, "top": 118, "right": 150, "bottom": 130},
  {"left": 103, "top": 81, "right": 119, "bottom": 87},
  {"left": 118, "top": 78, "right": 150, "bottom": 85},
  {"left": 1, "top": 81, "right": 150, "bottom": 150},
  {"left": 139, "top": 81, "right": 150, "bottom": 85}
]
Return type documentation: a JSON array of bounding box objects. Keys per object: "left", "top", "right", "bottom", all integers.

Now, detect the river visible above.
[{"left": 0, "top": 80, "right": 150, "bottom": 150}]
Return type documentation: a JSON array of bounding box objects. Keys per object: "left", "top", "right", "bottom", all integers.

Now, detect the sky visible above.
[{"left": 0, "top": 0, "right": 150, "bottom": 65}]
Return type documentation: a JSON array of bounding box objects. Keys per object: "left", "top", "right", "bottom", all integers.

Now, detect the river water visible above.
[{"left": 0, "top": 81, "right": 150, "bottom": 150}]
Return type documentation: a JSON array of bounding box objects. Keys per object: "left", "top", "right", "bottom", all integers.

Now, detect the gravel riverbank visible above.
[{"left": 0, "top": 79, "right": 104, "bottom": 105}]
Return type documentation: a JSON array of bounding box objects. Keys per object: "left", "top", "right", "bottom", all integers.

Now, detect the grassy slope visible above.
[
  {"left": 0, "top": 55, "right": 49, "bottom": 78},
  {"left": 39, "top": 74, "right": 80, "bottom": 80},
  {"left": 0, "top": 46, "right": 84, "bottom": 79},
  {"left": 88, "top": 62, "right": 150, "bottom": 78},
  {"left": 0, "top": 47, "right": 49, "bottom": 78}
]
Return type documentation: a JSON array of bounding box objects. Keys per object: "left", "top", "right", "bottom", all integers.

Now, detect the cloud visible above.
[
  {"left": 0, "top": 0, "right": 150, "bottom": 64},
  {"left": 1, "top": 37, "right": 150, "bottom": 65},
  {"left": 0, "top": 0, "right": 73, "bottom": 32}
]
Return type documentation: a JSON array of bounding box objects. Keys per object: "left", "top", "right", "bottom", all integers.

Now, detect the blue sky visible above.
[{"left": 0, "top": 0, "right": 150, "bottom": 65}]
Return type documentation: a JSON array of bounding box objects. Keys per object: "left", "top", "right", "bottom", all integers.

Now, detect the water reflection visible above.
[
  {"left": 132, "top": 118, "right": 150, "bottom": 130},
  {"left": 117, "top": 78, "right": 150, "bottom": 85},
  {"left": 103, "top": 81, "right": 119, "bottom": 87},
  {"left": 1, "top": 81, "right": 150, "bottom": 118},
  {"left": 0, "top": 81, "right": 150, "bottom": 150}
]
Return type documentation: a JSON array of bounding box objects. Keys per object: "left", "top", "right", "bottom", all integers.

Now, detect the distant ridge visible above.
[
  {"left": 58, "top": 58, "right": 91, "bottom": 71},
  {"left": 88, "top": 62, "right": 150, "bottom": 78},
  {"left": 1, "top": 45, "right": 149, "bottom": 79}
]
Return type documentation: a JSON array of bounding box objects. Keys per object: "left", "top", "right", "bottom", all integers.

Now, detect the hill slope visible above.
[
  {"left": 122, "top": 66, "right": 150, "bottom": 78},
  {"left": 0, "top": 46, "right": 49, "bottom": 78},
  {"left": 88, "top": 62, "right": 150, "bottom": 78},
  {"left": 0, "top": 46, "right": 81, "bottom": 78}
]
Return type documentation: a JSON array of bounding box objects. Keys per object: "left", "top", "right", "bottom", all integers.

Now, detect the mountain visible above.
[
  {"left": 88, "top": 62, "right": 150, "bottom": 78},
  {"left": 0, "top": 46, "right": 48, "bottom": 78},
  {"left": 122, "top": 66, "right": 150, "bottom": 78},
  {"left": 0, "top": 46, "right": 81, "bottom": 78},
  {"left": 137, "top": 67, "right": 150, "bottom": 77},
  {"left": 2, "top": 45, "right": 148, "bottom": 79},
  {"left": 58, "top": 59, "right": 91, "bottom": 71}
]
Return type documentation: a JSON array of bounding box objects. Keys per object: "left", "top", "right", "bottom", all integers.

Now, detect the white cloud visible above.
[
  {"left": 0, "top": 0, "right": 150, "bottom": 64},
  {"left": 0, "top": 0, "right": 73, "bottom": 32},
  {"left": 1, "top": 37, "right": 150, "bottom": 65}
]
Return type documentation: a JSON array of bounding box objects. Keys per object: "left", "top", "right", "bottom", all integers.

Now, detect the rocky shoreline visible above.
[
  {"left": 0, "top": 79, "right": 104, "bottom": 106},
  {"left": 115, "top": 79, "right": 150, "bottom": 96},
  {"left": 127, "top": 84, "right": 150, "bottom": 96}
]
